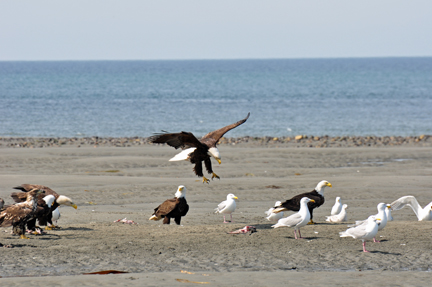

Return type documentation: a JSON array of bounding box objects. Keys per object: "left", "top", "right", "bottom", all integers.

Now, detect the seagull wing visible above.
[
  {"left": 278, "top": 213, "right": 302, "bottom": 227},
  {"left": 216, "top": 200, "right": 227, "bottom": 212},
  {"left": 391, "top": 195, "right": 422, "bottom": 219}
]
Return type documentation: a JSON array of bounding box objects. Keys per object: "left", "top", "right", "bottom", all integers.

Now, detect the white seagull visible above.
[
  {"left": 326, "top": 204, "right": 348, "bottom": 223},
  {"left": 265, "top": 201, "right": 284, "bottom": 223},
  {"left": 340, "top": 215, "right": 380, "bottom": 252},
  {"left": 349, "top": 203, "right": 390, "bottom": 243},
  {"left": 272, "top": 197, "right": 315, "bottom": 239},
  {"left": 331, "top": 197, "right": 343, "bottom": 215},
  {"left": 385, "top": 206, "right": 393, "bottom": 221},
  {"left": 215, "top": 193, "right": 238, "bottom": 223},
  {"left": 390, "top": 195, "right": 432, "bottom": 221},
  {"left": 52, "top": 207, "right": 61, "bottom": 225}
]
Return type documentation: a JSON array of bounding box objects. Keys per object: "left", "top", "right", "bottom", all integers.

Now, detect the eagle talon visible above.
[
  {"left": 307, "top": 220, "right": 315, "bottom": 225},
  {"left": 45, "top": 226, "right": 53, "bottom": 231},
  {"left": 202, "top": 177, "right": 210, "bottom": 184},
  {"left": 20, "top": 235, "right": 30, "bottom": 239},
  {"left": 212, "top": 172, "right": 220, "bottom": 180}
]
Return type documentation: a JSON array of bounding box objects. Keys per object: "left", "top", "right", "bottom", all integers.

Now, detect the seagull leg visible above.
[
  {"left": 373, "top": 237, "right": 381, "bottom": 243},
  {"left": 212, "top": 172, "right": 220, "bottom": 180},
  {"left": 223, "top": 215, "right": 229, "bottom": 223},
  {"left": 362, "top": 240, "right": 370, "bottom": 253},
  {"left": 230, "top": 214, "right": 234, "bottom": 223},
  {"left": 202, "top": 176, "right": 210, "bottom": 184},
  {"left": 297, "top": 229, "right": 304, "bottom": 239},
  {"left": 294, "top": 230, "right": 298, "bottom": 239}
]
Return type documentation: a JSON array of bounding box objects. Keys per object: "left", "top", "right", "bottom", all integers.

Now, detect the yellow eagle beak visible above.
[
  {"left": 327, "top": 182, "right": 332, "bottom": 187},
  {"left": 216, "top": 159, "right": 221, "bottom": 164},
  {"left": 72, "top": 204, "right": 78, "bottom": 209}
]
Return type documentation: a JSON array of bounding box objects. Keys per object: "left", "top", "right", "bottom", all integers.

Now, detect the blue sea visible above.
[{"left": 1, "top": 58, "right": 431, "bottom": 138}]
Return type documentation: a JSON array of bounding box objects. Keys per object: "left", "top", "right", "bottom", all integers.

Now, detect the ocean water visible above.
[{"left": 1, "top": 58, "right": 431, "bottom": 138}]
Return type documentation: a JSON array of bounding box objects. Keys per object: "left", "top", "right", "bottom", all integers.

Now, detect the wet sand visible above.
[{"left": 1, "top": 144, "right": 431, "bottom": 285}]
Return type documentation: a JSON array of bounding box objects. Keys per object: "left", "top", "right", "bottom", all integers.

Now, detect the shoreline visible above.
[{"left": 1, "top": 134, "right": 431, "bottom": 148}]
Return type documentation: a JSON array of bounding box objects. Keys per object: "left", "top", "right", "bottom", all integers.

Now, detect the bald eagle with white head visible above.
[
  {"left": 149, "top": 185, "right": 189, "bottom": 225},
  {"left": 149, "top": 113, "right": 250, "bottom": 183},
  {"left": 12, "top": 184, "right": 77, "bottom": 230}
]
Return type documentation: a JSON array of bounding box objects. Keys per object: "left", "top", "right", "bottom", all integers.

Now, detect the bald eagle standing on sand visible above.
[
  {"left": 273, "top": 180, "right": 332, "bottom": 224},
  {"left": 0, "top": 189, "right": 45, "bottom": 239},
  {"left": 149, "top": 113, "right": 250, "bottom": 183},
  {"left": 149, "top": 185, "right": 189, "bottom": 225},
  {"left": 12, "top": 184, "right": 77, "bottom": 230}
]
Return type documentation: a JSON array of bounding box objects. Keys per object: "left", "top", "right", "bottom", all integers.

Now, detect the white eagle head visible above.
[
  {"left": 208, "top": 147, "right": 221, "bottom": 164},
  {"left": 175, "top": 185, "right": 186, "bottom": 198}
]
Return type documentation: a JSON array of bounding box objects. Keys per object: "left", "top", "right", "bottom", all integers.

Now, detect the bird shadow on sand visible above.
[
  {"left": 3, "top": 243, "right": 38, "bottom": 248},
  {"left": 250, "top": 224, "right": 274, "bottom": 230},
  {"left": 283, "top": 236, "right": 319, "bottom": 240},
  {"left": 366, "top": 250, "right": 402, "bottom": 256},
  {"left": 60, "top": 227, "right": 94, "bottom": 231},
  {"left": 36, "top": 234, "right": 61, "bottom": 240}
]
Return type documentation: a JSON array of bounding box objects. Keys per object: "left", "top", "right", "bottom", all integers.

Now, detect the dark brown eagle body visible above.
[
  {"left": 149, "top": 113, "right": 250, "bottom": 183},
  {"left": 149, "top": 185, "right": 189, "bottom": 225},
  {"left": 11, "top": 184, "right": 76, "bottom": 229},
  {"left": 152, "top": 197, "right": 189, "bottom": 225},
  {"left": 274, "top": 181, "right": 332, "bottom": 223},
  {"left": 11, "top": 192, "right": 54, "bottom": 232},
  {"left": 0, "top": 189, "right": 44, "bottom": 238}
]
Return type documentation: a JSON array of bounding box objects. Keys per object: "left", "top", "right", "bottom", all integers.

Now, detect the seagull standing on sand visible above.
[
  {"left": 52, "top": 207, "right": 61, "bottom": 226},
  {"left": 390, "top": 195, "right": 432, "bottom": 221},
  {"left": 215, "top": 194, "right": 238, "bottom": 223},
  {"left": 385, "top": 206, "right": 393, "bottom": 221},
  {"left": 273, "top": 180, "right": 332, "bottom": 224},
  {"left": 265, "top": 201, "right": 284, "bottom": 223},
  {"left": 331, "top": 197, "right": 343, "bottom": 215},
  {"left": 339, "top": 215, "right": 380, "bottom": 253},
  {"left": 349, "top": 203, "right": 390, "bottom": 243},
  {"left": 326, "top": 204, "right": 348, "bottom": 223},
  {"left": 272, "top": 197, "right": 315, "bottom": 239}
]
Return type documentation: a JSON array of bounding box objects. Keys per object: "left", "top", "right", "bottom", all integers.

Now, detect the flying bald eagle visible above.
[
  {"left": 149, "top": 185, "right": 189, "bottom": 225},
  {"left": 12, "top": 184, "right": 77, "bottom": 230},
  {"left": 149, "top": 113, "right": 250, "bottom": 183},
  {"left": 273, "top": 180, "right": 332, "bottom": 224},
  {"left": 0, "top": 189, "right": 45, "bottom": 239}
]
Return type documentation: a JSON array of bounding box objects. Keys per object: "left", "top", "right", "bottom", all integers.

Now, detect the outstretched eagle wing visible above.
[
  {"left": 13, "top": 184, "right": 59, "bottom": 199},
  {"left": 149, "top": 131, "right": 204, "bottom": 150},
  {"left": 200, "top": 112, "right": 250, "bottom": 147}
]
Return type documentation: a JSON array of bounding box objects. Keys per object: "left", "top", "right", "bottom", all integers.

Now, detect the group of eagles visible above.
[
  {"left": 0, "top": 113, "right": 331, "bottom": 239},
  {"left": 0, "top": 184, "right": 77, "bottom": 239},
  {"left": 148, "top": 112, "right": 331, "bottom": 225}
]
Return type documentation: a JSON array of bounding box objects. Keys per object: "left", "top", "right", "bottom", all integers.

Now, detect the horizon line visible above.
[{"left": 1, "top": 55, "right": 432, "bottom": 63}]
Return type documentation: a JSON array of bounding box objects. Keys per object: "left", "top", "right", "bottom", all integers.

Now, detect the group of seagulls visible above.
[{"left": 263, "top": 180, "right": 432, "bottom": 252}]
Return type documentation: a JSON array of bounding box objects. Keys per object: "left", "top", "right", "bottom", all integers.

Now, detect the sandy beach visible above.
[{"left": 1, "top": 143, "right": 431, "bottom": 286}]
